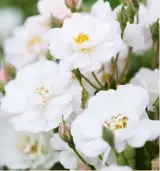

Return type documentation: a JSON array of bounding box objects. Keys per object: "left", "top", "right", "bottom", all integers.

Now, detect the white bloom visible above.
[
  {"left": 91, "top": 0, "right": 113, "bottom": 20},
  {"left": 25, "top": 14, "right": 52, "bottom": 29},
  {"left": 0, "top": 118, "right": 58, "bottom": 169},
  {"left": 71, "top": 84, "right": 160, "bottom": 158},
  {"left": 37, "top": 0, "right": 71, "bottom": 21},
  {"left": 147, "top": 0, "right": 160, "bottom": 24},
  {"left": 4, "top": 15, "right": 51, "bottom": 69},
  {"left": 50, "top": 134, "right": 103, "bottom": 170},
  {"left": 114, "top": 3, "right": 153, "bottom": 53},
  {"left": 47, "top": 13, "right": 122, "bottom": 73},
  {"left": 0, "top": 7, "right": 23, "bottom": 45},
  {"left": 130, "top": 68, "right": 159, "bottom": 105},
  {"left": 1, "top": 60, "right": 82, "bottom": 132},
  {"left": 101, "top": 165, "right": 132, "bottom": 171},
  {"left": 123, "top": 24, "right": 152, "bottom": 53},
  {"left": 50, "top": 134, "right": 78, "bottom": 169}
]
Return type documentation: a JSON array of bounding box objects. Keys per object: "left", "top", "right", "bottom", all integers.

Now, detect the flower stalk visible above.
[
  {"left": 76, "top": 69, "right": 101, "bottom": 90},
  {"left": 92, "top": 72, "right": 104, "bottom": 89},
  {"left": 120, "top": 46, "right": 132, "bottom": 84},
  {"left": 68, "top": 142, "right": 95, "bottom": 170}
]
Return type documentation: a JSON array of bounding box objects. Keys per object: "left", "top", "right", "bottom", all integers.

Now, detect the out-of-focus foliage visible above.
[
  {"left": 0, "top": 0, "right": 38, "bottom": 19},
  {"left": 0, "top": 0, "right": 120, "bottom": 20}
]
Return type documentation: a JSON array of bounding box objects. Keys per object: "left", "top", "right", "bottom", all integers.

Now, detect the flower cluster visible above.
[{"left": 0, "top": 0, "right": 159, "bottom": 170}]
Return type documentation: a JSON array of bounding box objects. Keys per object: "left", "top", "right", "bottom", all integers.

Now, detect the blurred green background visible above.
[{"left": 0, "top": 0, "right": 120, "bottom": 20}]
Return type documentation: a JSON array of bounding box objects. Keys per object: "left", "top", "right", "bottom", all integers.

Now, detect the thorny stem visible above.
[
  {"left": 77, "top": 69, "right": 100, "bottom": 90},
  {"left": 92, "top": 72, "right": 104, "bottom": 88},
  {"left": 120, "top": 46, "right": 133, "bottom": 84},
  {"left": 68, "top": 142, "right": 95, "bottom": 170}
]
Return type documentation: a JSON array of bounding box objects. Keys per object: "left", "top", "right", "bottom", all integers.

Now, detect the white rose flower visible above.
[
  {"left": 1, "top": 60, "right": 82, "bottom": 132},
  {"left": 50, "top": 134, "right": 103, "bottom": 170},
  {"left": 130, "top": 68, "right": 159, "bottom": 105},
  {"left": 4, "top": 15, "right": 51, "bottom": 69},
  {"left": 0, "top": 118, "right": 58, "bottom": 169},
  {"left": 47, "top": 13, "right": 122, "bottom": 73},
  {"left": 71, "top": 84, "right": 160, "bottom": 158},
  {"left": 147, "top": 0, "right": 160, "bottom": 24},
  {"left": 50, "top": 134, "right": 78, "bottom": 169},
  {"left": 37, "top": 0, "right": 71, "bottom": 21},
  {"left": 91, "top": 0, "right": 113, "bottom": 20},
  {"left": 114, "top": 3, "right": 153, "bottom": 53},
  {"left": 101, "top": 165, "right": 132, "bottom": 171},
  {"left": 123, "top": 24, "right": 152, "bottom": 53}
]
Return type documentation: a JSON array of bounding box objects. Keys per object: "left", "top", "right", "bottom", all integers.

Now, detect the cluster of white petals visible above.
[
  {"left": 4, "top": 15, "right": 51, "bottom": 69},
  {"left": 47, "top": 13, "right": 122, "bottom": 73},
  {"left": 1, "top": 60, "right": 82, "bottom": 132},
  {"left": 71, "top": 84, "right": 160, "bottom": 157},
  {"left": 0, "top": 0, "right": 159, "bottom": 170},
  {"left": 0, "top": 117, "right": 58, "bottom": 169}
]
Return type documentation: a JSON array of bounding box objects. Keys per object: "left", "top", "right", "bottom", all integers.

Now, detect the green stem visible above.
[
  {"left": 77, "top": 69, "right": 100, "bottom": 90},
  {"left": 110, "top": 53, "right": 119, "bottom": 84},
  {"left": 98, "top": 155, "right": 108, "bottom": 166},
  {"left": 136, "top": 9, "right": 139, "bottom": 24},
  {"left": 120, "top": 46, "right": 132, "bottom": 84},
  {"left": 152, "top": 41, "right": 159, "bottom": 69},
  {"left": 115, "top": 54, "right": 119, "bottom": 84},
  {"left": 92, "top": 72, "right": 104, "bottom": 88},
  {"left": 68, "top": 142, "right": 95, "bottom": 170}
]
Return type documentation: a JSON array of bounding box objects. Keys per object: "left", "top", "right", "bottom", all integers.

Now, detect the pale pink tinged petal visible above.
[
  {"left": 50, "top": 134, "right": 68, "bottom": 150},
  {"left": 76, "top": 138, "right": 109, "bottom": 157},
  {"left": 59, "top": 150, "right": 77, "bottom": 169}
]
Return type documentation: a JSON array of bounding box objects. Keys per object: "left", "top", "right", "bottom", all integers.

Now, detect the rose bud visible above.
[
  {"left": 59, "top": 118, "right": 73, "bottom": 143},
  {"left": 65, "top": 0, "right": 82, "bottom": 12}
]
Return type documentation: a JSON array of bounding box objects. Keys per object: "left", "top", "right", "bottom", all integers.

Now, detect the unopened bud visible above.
[
  {"left": 126, "top": 2, "right": 136, "bottom": 23},
  {"left": 77, "top": 162, "right": 90, "bottom": 170},
  {"left": 124, "top": 146, "right": 135, "bottom": 159},
  {"left": 0, "top": 80, "right": 5, "bottom": 93},
  {"left": 59, "top": 118, "right": 72, "bottom": 143},
  {"left": 121, "top": 0, "right": 130, "bottom": 5},
  {"left": 65, "top": 0, "right": 82, "bottom": 12},
  {"left": 0, "top": 70, "right": 8, "bottom": 84},
  {"left": 117, "top": 6, "right": 128, "bottom": 37},
  {"left": 117, "top": 154, "right": 126, "bottom": 166},
  {"left": 5, "top": 64, "right": 16, "bottom": 79},
  {"left": 121, "top": 0, "right": 139, "bottom": 8},
  {"left": 131, "top": 0, "right": 139, "bottom": 9}
]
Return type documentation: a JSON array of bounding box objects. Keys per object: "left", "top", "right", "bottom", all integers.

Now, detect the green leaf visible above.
[
  {"left": 102, "top": 126, "right": 115, "bottom": 149},
  {"left": 135, "top": 147, "right": 151, "bottom": 170}
]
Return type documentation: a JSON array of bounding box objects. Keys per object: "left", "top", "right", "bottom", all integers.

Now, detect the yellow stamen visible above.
[
  {"left": 74, "top": 33, "right": 89, "bottom": 44},
  {"left": 27, "top": 35, "right": 43, "bottom": 52},
  {"left": 105, "top": 113, "right": 129, "bottom": 131}
]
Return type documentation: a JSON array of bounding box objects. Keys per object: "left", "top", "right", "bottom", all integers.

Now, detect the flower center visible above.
[
  {"left": 16, "top": 136, "right": 39, "bottom": 156},
  {"left": 26, "top": 35, "right": 44, "bottom": 52},
  {"left": 74, "top": 33, "right": 89, "bottom": 44},
  {"left": 34, "top": 86, "right": 53, "bottom": 105},
  {"left": 105, "top": 113, "right": 129, "bottom": 131}
]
